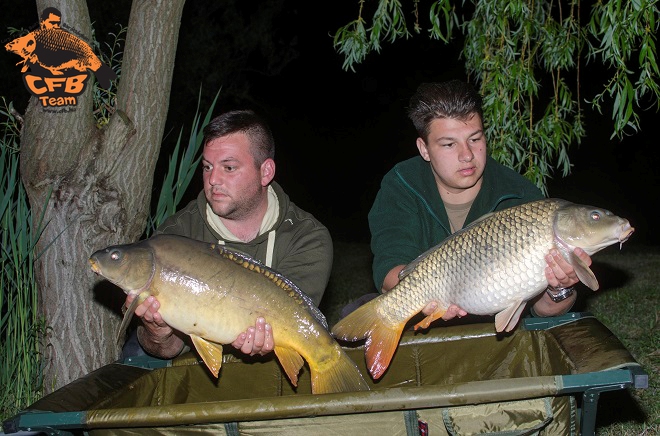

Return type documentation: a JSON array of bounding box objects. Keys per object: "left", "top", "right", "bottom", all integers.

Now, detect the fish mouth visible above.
[
  {"left": 89, "top": 258, "right": 101, "bottom": 275},
  {"left": 619, "top": 224, "right": 635, "bottom": 247}
]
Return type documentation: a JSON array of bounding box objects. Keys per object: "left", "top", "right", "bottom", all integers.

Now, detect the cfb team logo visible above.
[{"left": 4, "top": 7, "right": 116, "bottom": 109}]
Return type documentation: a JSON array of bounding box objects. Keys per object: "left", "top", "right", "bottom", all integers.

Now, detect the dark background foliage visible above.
[{"left": 1, "top": 0, "right": 657, "bottom": 246}]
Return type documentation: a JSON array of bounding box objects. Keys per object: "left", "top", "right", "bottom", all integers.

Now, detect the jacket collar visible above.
[
  {"left": 198, "top": 181, "right": 290, "bottom": 247},
  {"left": 393, "top": 155, "right": 529, "bottom": 228}
]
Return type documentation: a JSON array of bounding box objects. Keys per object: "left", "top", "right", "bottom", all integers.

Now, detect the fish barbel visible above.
[
  {"left": 89, "top": 234, "right": 369, "bottom": 394},
  {"left": 331, "top": 198, "right": 634, "bottom": 380}
]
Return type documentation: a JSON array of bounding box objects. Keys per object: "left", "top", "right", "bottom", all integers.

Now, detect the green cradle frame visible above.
[{"left": 3, "top": 312, "right": 648, "bottom": 435}]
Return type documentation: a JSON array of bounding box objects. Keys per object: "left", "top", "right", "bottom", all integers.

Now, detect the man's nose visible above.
[
  {"left": 458, "top": 143, "right": 474, "bottom": 162},
  {"left": 208, "top": 167, "right": 223, "bottom": 185}
]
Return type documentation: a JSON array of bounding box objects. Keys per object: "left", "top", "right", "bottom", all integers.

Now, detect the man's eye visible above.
[{"left": 225, "top": 166, "right": 236, "bottom": 172}]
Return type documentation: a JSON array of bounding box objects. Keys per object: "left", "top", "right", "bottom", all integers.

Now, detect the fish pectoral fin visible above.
[
  {"left": 494, "top": 301, "right": 527, "bottom": 333},
  {"left": 116, "top": 295, "right": 142, "bottom": 344},
  {"left": 274, "top": 346, "right": 305, "bottom": 387},
  {"left": 570, "top": 251, "right": 599, "bottom": 290},
  {"left": 413, "top": 308, "right": 446, "bottom": 331},
  {"left": 190, "top": 335, "right": 224, "bottom": 378}
]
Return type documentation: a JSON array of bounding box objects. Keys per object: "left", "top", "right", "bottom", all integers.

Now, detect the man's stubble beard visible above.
[{"left": 207, "top": 188, "right": 263, "bottom": 221}]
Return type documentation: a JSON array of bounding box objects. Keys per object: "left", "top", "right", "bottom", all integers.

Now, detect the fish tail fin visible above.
[
  {"left": 274, "top": 346, "right": 305, "bottom": 387},
  {"left": 309, "top": 345, "right": 371, "bottom": 394},
  {"left": 331, "top": 298, "right": 380, "bottom": 341},
  {"left": 365, "top": 323, "right": 404, "bottom": 380},
  {"left": 332, "top": 299, "right": 405, "bottom": 380}
]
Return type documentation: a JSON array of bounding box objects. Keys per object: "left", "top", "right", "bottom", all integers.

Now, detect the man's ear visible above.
[
  {"left": 416, "top": 138, "right": 430, "bottom": 162},
  {"left": 261, "top": 158, "right": 276, "bottom": 186}
]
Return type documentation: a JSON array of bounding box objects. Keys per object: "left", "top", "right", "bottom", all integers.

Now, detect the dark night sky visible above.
[{"left": 2, "top": 1, "right": 657, "bottom": 247}]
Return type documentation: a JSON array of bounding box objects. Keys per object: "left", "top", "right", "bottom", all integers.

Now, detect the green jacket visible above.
[
  {"left": 368, "top": 156, "right": 543, "bottom": 291},
  {"left": 156, "top": 182, "right": 333, "bottom": 306}
]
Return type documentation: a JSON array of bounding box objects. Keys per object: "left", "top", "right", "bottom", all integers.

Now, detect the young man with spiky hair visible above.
[{"left": 343, "top": 80, "right": 590, "bottom": 319}]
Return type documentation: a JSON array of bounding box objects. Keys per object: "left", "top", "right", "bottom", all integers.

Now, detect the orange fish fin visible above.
[
  {"left": 413, "top": 308, "right": 446, "bottom": 331},
  {"left": 494, "top": 301, "right": 527, "bottom": 333},
  {"left": 332, "top": 294, "right": 407, "bottom": 380},
  {"left": 308, "top": 345, "right": 371, "bottom": 394},
  {"left": 274, "top": 346, "right": 304, "bottom": 388},
  {"left": 331, "top": 298, "right": 380, "bottom": 341},
  {"left": 570, "top": 250, "right": 599, "bottom": 290},
  {"left": 367, "top": 323, "right": 405, "bottom": 380},
  {"left": 190, "top": 335, "right": 223, "bottom": 378}
]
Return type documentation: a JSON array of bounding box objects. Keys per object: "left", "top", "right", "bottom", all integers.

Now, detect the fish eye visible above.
[
  {"left": 590, "top": 211, "right": 602, "bottom": 221},
  {"left": 110, "top": 250, "right": 121, "bottom": 261}
]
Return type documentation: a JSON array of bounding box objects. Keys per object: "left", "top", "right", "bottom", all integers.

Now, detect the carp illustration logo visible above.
[{"left": 5, "top": 7, "right": 116, "bottom": 109}]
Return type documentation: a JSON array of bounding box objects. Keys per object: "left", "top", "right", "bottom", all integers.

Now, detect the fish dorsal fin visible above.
[
  {"left": 212, "top": 245, "right": 328, "bottom": 329},
  {"left": 399, "top": 241, "right": 443, "bottom": 279},
  {"left": 274, "top": 346, "right": 305, "bottom": 387},
  {"left": 116, "top": 292, "right": 149, "bottom": 344},
  {"left": 494, "top": 300, "right": 527, "bottom": 333},
  {"left": 190, "top": 335, "right": 224, "bottom": 377},
  {"left": 570, "top": 250, "right": 599, "bottom": 290},
  {"left": 460, "top": 210, "right": 497, "bottom": 230},
  {"left": 399, "top": 211, "right": 497, "bottom": 280}
]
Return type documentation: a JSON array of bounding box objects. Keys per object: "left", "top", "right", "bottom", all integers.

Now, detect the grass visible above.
[
  {"left": 321, "top": 241, "right": 659, "bottom": 435},
  {"left": 585, "top": 247, "right": 659, "bottom": 435},
  {"left": 0, "top": 99, "right": 47, "bottom": 423}
]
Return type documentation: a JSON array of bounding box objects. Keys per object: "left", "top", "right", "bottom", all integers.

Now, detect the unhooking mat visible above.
[{"left": 3, "top": 312, "right": 648, "bottom": 435}]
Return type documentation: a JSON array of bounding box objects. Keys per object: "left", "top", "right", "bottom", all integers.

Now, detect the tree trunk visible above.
[{"left": 20, "top": 0, "right": 186, "bottom": 392}]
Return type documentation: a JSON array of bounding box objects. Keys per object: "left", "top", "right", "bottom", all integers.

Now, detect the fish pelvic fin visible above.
[
  {"left": 495, "top": 300, "right": 528, "bottom": 333},
  {"left": 413, "top": 307, "right": 447, "bottom": 331},
  {"left": 331, "top": 296, "right": 404, "bottom": 380},
  {"left": 190, "top": 335, "right": 224, "bottom": 378},
  {"left": 274, "top": 346, "right": 305, "bottom": 388},
  {"left": 309, "top": 346, "right": 371, "bottom": 394},
  {"left": 570, "top": 250, "right": 599, "bottom": 290}
]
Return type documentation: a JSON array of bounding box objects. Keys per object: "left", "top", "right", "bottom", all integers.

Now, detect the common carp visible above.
[
  {"left": 89, "top": 235, "right": 370, "bottom": 394},
  {"left": 332, "top": 198, "right": 634, "bottom": 380}
]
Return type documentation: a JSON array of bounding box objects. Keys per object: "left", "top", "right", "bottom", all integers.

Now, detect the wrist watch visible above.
[{"left": 546, "top": 285, "right": 575, "bottom": 302}]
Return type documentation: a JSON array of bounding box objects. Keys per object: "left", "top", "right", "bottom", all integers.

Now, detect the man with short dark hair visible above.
[{"left": 125, "top": 109, "right": 333, "bottom": 358}]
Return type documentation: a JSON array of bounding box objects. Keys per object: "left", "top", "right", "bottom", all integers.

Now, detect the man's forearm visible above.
[
  {"left": 136, "top": 325, "right": 185, "bottom": 359},
  {"left": 530, "top": 290, "right": 577, "bottom": 317}
]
